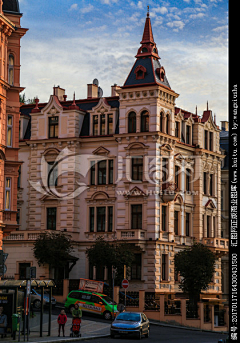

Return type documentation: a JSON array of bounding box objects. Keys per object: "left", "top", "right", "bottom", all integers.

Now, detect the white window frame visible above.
[{"left": 5, "top": 177, "right": 11, "bottom": 210}]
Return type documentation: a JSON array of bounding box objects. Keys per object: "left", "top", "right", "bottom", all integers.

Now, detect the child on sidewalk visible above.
[{"left": 57, "top": 309, "right": 67, "bottom": 337}]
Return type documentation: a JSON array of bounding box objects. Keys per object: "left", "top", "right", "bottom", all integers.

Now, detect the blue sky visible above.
[{"left": 18, "top": 0, "right": 228, "bottom": 124}]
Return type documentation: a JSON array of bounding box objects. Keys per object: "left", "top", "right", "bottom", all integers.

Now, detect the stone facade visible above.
[{"left": 3, "top": 12, "right": 228, "bottom": 299}]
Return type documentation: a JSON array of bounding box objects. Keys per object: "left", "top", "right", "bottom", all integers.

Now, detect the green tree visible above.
[
  {"left": 33, "top": 231, "right": 74, "bottom": 279},
  {"left": 86, "top": 236, "right": 135, "bottom": 286},
  {"left": 174, "top": 243, "right": 216, "bottom": 309}
]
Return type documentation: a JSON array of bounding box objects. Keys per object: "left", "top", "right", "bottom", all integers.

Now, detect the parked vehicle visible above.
[
  {"left": 64, "top": 290, "right": 118, "bottom": 320},
  {"left": 110, "top": 312, "right": 150, "bottom": 339},
  {"left": 31, "top": 289, "right": 57, "bottom": 309}
]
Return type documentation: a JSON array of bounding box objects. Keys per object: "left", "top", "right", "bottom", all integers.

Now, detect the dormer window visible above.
[
  {"left": 141, "top": 47, "right": 148, "bottom": 53},
  {"left": 49, "top": 116, "right": 59, "bottom": 138},
  {"left": 157, "top": 66, "right": 165, "bottom": 82},
  {"left": 134, "top": 65, "right": 146, "bottom": 80}
]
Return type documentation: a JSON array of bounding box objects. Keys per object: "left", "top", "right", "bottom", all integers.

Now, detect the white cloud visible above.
[
  {"left": 137, "top": 1, "right": 143, "bottom": 9},
  {"left": 189, "top": 12, "right": 205, "bottom": 19},
  {"left": 80, "top": 4, "right": 94, "bottom": 14},
  {"left": 167, "top": 20, "right": 185, "bottom": 31},
  {"left": 153, "top": 6, "right": 168, "bottom": 15},
  {"left": 69, "top": 3, "right": 78, "bottom": 11}
]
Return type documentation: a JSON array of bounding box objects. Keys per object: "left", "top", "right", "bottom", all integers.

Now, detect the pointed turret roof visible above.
[{"left": 123, "top": 10, "right": 171, "bottom": 89}]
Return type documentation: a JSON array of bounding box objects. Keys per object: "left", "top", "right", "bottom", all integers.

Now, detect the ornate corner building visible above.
[
  {"left": 3, "top": 10, "right": 228, "bottom": 300},
  {"left": 0, "top": 0, "right": 27, "bottom": 250}
]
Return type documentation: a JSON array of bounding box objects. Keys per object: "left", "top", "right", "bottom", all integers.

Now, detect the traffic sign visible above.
[{"left": 122, "top": 279, "right": 129, "bottom": 289}]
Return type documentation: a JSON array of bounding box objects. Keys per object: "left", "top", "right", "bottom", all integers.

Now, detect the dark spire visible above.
[{"left": 135, "top": 8, "right": 160, "bottom": 59}]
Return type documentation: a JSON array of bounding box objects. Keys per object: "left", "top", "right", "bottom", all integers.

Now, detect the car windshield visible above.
[
  {"left": 116, "top": 313, "right": 141, "bottom": 321},
  {"left": 101, "top": 295, "right": 116, "bottom": 305}
]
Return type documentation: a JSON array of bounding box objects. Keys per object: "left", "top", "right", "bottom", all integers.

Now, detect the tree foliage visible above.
[
  {"left": 174, "top": 243, "right": 216, "bottom": 304},
  {"left": 33, "top": 231, "right": 74, "bottom": 269},
  {"left": 86, "top": 236, "right": 136, "bottom": 286}
]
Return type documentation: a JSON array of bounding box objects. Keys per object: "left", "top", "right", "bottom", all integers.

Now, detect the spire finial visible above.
[
  {"left": 195, "top": 105, "right": 197, "bottom": 115},
  {"left": 207, "top": 100, "right": 208, "bottom": 111},
  {"left": 147, "top": 5, "right": 149, "bottom": 16}
]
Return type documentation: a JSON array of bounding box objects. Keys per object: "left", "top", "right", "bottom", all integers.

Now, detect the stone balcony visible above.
[
  {"left": 116, "top": 229, "right": 147, "bottom": 241},
  {"left": 202, "top": 237, "right": 229, "bottom": 255}
]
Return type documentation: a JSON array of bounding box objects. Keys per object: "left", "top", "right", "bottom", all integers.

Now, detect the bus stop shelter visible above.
[{"left": 0, "top": 279, "right": 55, "bottom": 337}]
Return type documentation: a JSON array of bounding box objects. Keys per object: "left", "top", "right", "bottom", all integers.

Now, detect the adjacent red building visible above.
[{"left": 0, "top": 0, "right": 27, "bottom": 249}]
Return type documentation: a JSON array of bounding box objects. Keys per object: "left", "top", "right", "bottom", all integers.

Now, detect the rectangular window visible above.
[
  {"left": 209, "top": 174, "right": 213, "bottom": 196},
  {"left": 209, "top": 132, "right": 213, "bottom": 151},
  {"left": 203, "top": 172, "right": 207, "bottom": 194},
  {"left": 131, "top": 254, "right": 141, "bottom": 280},
  {"left": 17, "top": 166, "right": 21, "bottom": 188},
  {"left": 174, "top": 210, "right": 179, "bottom": 235},
  {"left": 162, "top": 158, "right": 168, "bottom": 182},
  {"left": 49, "top": 117, "right": 59, "bottom": 138},
  {"left": 93, "top": 115, "right": 98, "bottom": 136},
  {"left": 132, "top": 157, "right": 143, "bottom": 181},
  {"left": 97, "top": 207, "right": 106, "bottom": 232},
  {"left": 131, "top": 204, "right": 142, "bottom": 230},
  {"left": 162, "top": 205, "right": 167, "bottom": 231},
  {"left": 108, "top": 206, "right": 113, "bottom": 232},
  {"left": 98, "top": 160, "right": 106, "bottom": 185},
  {"left": 7, "top": 115, "right": 13, "bottom": 147},
  {"left": 207, "top": 215, "right": 210, "bottom": 237},
  {"left": 100, "top": 114, "right": 105, "bottom": 135},
  {"left": 186, "top": 125, "right": 190, "bottom": 144},
  {"left": 175, "top": 121, "right": 180, "bottom": 138},
  {"left": 90, "top": 161, "right": 95, "bottom": 185},
  {"left": 89, "top": 207, "right": 95, "bottom": 232},
  {"left": 186, "top": 169, "right": 191, "bottom": 192},
  {"left": 47, "top": 162, "right": 58, "bottom": 186},
  {"left": 5, "top": 178, "right": 11, "bottom": 210},
  {"left": 108, "top": 159, "right": 113, "bottom": 184},
  {"left": 175, "top": 166, "right": 180, "bottom": 189},
  {"left": 47, "top": 207, "right": 57, "bottom": 230},
  {"left": 186, "top": 213, "right": 190, "bottom": 236},
  {"left": 162, "top": 254, "right": 167, "bottom": 281},
  {"left": 17, "top": 208, "right": 20, "bottom": 225},
  {"left": 204, "top": 130, "right": 208, "bottom": 150},
  {"left": 107, "top": 114, "right": 113, "bottom": 134},
  {"left": 19, "top": 263, "right": 31, "bottom": 280}
]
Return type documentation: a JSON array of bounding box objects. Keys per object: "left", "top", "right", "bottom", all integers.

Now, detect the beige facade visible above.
[{"left": 3, "top": 13, "right": 228, "bottom": 300}]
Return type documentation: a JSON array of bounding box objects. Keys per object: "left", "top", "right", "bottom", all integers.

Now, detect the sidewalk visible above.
[{"left": 0, "top": 313, "right": 111, "bottom": 343}]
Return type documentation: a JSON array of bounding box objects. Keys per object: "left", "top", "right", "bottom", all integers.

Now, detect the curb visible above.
[{"left": 15, "top": 334, "right": 110, "bottom": 343}]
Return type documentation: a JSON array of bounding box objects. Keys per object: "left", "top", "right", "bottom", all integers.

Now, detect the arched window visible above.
[
  {"left": 141, "top": 110, "right": 149, "bottom": 132},
  {"left": 128, "top": 111, "right": 136, "bottom": 133},
  {"left": 8, "top": 54, "right": 14, "bottom": 86}
]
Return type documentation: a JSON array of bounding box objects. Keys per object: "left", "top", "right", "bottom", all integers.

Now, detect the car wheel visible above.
[
  {"left": 33, "top": 300, "right": 41, "bottom": 309},
  {"left": 138, "top": 329, "right": 142, "bottom": 340},
  {"left": 69, "top": 305, "right": 75, "bottom": 314},
  {"left": 103, "top": 311, "right": 112, "bottom": 320},
  {"left": 145, "top": 327, "right": 150, "bottom": 338}
]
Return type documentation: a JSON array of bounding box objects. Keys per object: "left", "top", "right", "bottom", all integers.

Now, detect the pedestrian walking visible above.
[{"left": 57, "top": 309, "right": 67, "bottom": 337}]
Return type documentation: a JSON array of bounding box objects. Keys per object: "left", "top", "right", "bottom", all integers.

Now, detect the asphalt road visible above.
[
  {"left": 80, "top": 325, "right": 228, "bottom": 343},
  {"left": 50, "top": 307, "right": 228, "bottom": 343}
]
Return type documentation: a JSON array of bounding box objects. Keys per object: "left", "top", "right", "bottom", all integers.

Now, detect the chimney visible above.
[
  {"left": 220, "top": 121, "right": 229, "bottom": 132},
  {"left": 87, "top": 83, "right": 98, "bottom": 98},
  {"left": 111, "top": 84, "right": 121, "bottom": 97},
  {"left": 53, "top": 86, "right": 65, "bottom": 101}
]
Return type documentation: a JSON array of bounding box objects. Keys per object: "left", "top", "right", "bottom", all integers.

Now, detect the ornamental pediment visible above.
[
  {"left": 91, "top": 98, "right": 112, "bottom": 113},
  {"left": 92, "top": 146, "right": 110, "bottom": 156},
  {"left": 40, "top": 95, "right": 63, "bottom": 116},
  {"left": 124, "top": 186, "right": 147, "bottom": 198}
]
